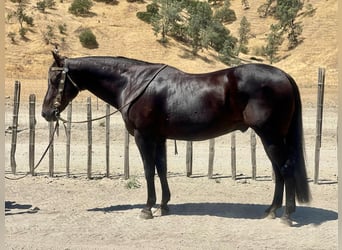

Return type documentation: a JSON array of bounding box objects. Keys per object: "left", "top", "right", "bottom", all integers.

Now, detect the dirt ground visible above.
[{"left": 4, "top": 88, "right": 338, "bottom": 249}]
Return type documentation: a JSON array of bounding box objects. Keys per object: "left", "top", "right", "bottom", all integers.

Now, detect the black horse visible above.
[{"left": 42, "top": 52, "right": 310, "bottom": 225}]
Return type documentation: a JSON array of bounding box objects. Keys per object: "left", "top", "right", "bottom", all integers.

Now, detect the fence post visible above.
[
  {"left": 250, "top": 129, "right": 257, "bottom": 180},
  {"left": 66, "top": 103, "right": 72, "bottom": 177},
  {"left": 314, "top": 68, "right": 325, "bottom": 184},
  {"left": 29, "top": 94, "right": 36, "bottom": 176},
  {"left": 87, "top": 97, "right": 92, "bottom": 179},
  {"left": 186, "top": 141, "right": 193, "bottom": 177},
  {"left": 208, "top": 139, "right": 215, "bottom": 179},
  {"left": 106, "top": 104, "right": 110, "bottom": 177},
  {"left": 231, "top": 132, "right": 236, "bottom": 180},
  {"left": 10, "top": 80, "right": 21, "bottom": 174},
  {"left": 124, "top": 129, "right": 130, "bottom": 179},
  {"left": 49, "top": 121, "right": 54, "bottom": 177}
]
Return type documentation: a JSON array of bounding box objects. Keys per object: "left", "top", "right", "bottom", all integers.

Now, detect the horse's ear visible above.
[{"left": 51, "top": 50, "right": 63, "bottom": 67}]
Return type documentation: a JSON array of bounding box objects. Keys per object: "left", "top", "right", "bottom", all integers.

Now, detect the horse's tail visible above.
[{"left": 286, "top": 74, "right": 311, "bottom": 203}]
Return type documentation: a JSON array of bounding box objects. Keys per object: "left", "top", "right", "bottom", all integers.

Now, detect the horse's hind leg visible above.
[
  {"left": 155, "top": 139, "right": 171, "bottom": 215},
  {"left": 259, "top": 135, "right": 296, "bottom": 225},
  {"left": 264, "top": 162, "right": 284, "bottom": 219},
  {"left": 281, "top": 158, "right": 296, "bottom": 225}
]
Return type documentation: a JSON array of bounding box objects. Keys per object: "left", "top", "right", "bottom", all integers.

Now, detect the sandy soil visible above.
[{"left": 4, "top": 89, "right": 338, "bottom": 249}]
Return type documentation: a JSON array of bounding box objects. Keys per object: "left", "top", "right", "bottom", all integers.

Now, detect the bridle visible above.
[
  {"left": 49, "top": 62, "right": 168, "bottom": 124},
  {"left": 50, "top": 60, "right": 79, "bottom": 114}
]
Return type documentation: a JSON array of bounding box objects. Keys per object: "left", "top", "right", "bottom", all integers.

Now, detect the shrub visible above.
[
  {"left": 37, "top": 0, "right": 56, "bottom": 12},
  {"left": 69, "top": 0, "right": 93, "bottom": 17},
  {"left": 43, "top": 25, "right": 55, "bottom": 44},
  {"left": 19, "top": 27, "right": 28, "bottom": 39},
  {"left": 58, "top": 23, "right": 67, "bottom": 34},
  {"left": 79, "top": 28, "right": 98, "bottom": 49},
  {"left": 125, "top": 177, "right": 141, "bottom": 189},
  {"left": 214, "top": 7, "right": 236, "bottom": 24},
  {"left": 36, "top": 1, "right": 47, "bottom": 12},
  {"left": 45, "top": 0, "right": 56, "bottom": 8},
  {"left": 93, "top": 0, "right": 118, "bottom": 4},
  {"left": 8, "top": 32, "right": 16, "bottom": 43}
]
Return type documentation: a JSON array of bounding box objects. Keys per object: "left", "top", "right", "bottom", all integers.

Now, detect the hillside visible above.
[{"left": 4, "top": 0, "right": 338, "bottom": 100}]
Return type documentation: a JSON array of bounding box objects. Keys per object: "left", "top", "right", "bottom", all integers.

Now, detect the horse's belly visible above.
[{"left": 163, "top": 117, "right": 247, "bottom": 141}]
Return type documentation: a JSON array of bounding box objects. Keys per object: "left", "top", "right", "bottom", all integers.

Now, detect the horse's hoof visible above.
[
  {"left": 280, "top": 216, "right": 293, "bottom": 226},
  {"left": 152, "top": 206, "right": 170, "bottom": 217},
  {"left": 139, "top": 209, "right": 153, "bottom": 219},
  {"left": 160, "top": 205, "right": 170, "bottom": 216}
]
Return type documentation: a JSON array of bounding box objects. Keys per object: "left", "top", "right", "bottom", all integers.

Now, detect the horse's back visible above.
[{"left": 127, "top": 63, "right": 296, "bottom": 140}]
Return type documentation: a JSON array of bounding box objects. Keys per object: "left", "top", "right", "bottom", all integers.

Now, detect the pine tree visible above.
[
  {"left": 137, "top": 0, "right": 238, "bottom": 61},
  {"left": 238, "top": 16, "right": 251, "bottom": 54},
  {"left": 264, "top": 24, "right": 284, "bottom": 64},
  {"left": 214, "top": 0, "right": 236, "bottom": 24},
  {"left": 258, "top": 0, "right": 304, "bottom": 49},
  {"left": 151, "top": 0, "right": 183, "bottom": 43},
  {"left": 186, "top": 1, "right": 213, "bottom": 54}
]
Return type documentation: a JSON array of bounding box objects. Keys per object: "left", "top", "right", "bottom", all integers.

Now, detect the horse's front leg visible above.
[
  {"left": 155, "top": 139, "right": 171, "bottom": 216},
  {"left": 134, "top": 130, "right": 157, "bottom": 219}
]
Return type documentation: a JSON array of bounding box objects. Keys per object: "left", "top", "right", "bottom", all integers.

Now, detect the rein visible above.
[{"left": 5, "top": 121, "right": 60, "bottom": 180}]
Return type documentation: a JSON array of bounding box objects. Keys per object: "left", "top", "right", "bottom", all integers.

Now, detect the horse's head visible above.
[{"left": 42, "top": 51, "right": 80, "bottom": 121}]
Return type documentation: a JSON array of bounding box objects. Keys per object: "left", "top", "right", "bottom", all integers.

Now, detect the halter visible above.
[
  {"left": 51, "top": 63, "right": 168, "bottom": 123},
  {"left": 50, "top": 61, "right": 79, "bottom": 110}
]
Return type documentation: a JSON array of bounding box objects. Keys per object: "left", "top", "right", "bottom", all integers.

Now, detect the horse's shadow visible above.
[
  {"left": 88, "top": 202, "right": 337, "bottom": 227},
  {"left": 5, "top": 201, "right": 39, "bottom": 216}
]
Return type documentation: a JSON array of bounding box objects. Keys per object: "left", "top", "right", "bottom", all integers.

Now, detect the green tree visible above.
[
  {"left": 238, "top": 16, "right": 251, "bottom": 54},
  {"left": 151, "top": 0, "right": 183, "bottom": 43},
  {"left": 136, "top": 2, "right": 159, "bottom": 24},
  {"left": 9, "top": 1, "right": 34, "bottom": 39},
  {"left": 137, "top": 0, "right": 237, "bottom": 61},
  {"left": 257, "top": 0, "right": 275, "bottom": 18},
  {"left": 219, "top": 37, "right": 238, "bottom": 65},
  {"left": 258, "top": 0, "right": 304, "bottom": 49},
  {"left": 264, "top": 24, "right": 284, "bottom": 64},
  {"left": 186, "top": 1, "right": 213, "bottom": 54},
  {"left": 204, "top": 20, "right": 229, "bottom": 52},
  {"left": 275, "top": 0, "right": 303, "bottom": 49},
  {"left": 275, "top": 0, "right": 303, "bottom": 29},
  {"left": 213, "top": 0, "right": 236, "bottom": 24}
]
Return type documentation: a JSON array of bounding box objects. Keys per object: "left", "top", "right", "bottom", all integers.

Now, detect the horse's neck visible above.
[{"left": 70, "top": 61, "right": 129, "bottom": 109}]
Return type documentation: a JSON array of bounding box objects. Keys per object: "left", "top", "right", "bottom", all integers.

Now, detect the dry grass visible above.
[{"left": 4, "top": 0, "right": 338, "bottom": 104}]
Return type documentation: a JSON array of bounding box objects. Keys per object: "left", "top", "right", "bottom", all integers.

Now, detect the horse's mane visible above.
[{"left": 74, "top": 56, "right": 156, "bottom": 67}]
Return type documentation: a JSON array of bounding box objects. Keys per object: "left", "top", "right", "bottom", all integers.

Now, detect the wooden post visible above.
[
  {"left": 186, "top": 141, "right": 193, "bottom": 177},
  {"left": 314, "top": 68, "right": 325, "bottom": 184},
  {"left": 124, "top": 129, "right": 130, "bottom": 179},
  {"left": 250, "top": 129, "right": 257, "bottom": 180},
  {"left": 208, "top": 139, "right": 215, "bottom": 179},
  {"left": 231, "top": 132, "right": 236, "bottom": 180},
  {"left": 29, "top": 94, "right": 36, "bottom": 176},
  {"left": 87, "top": 97, "right": 92, "bottom": 179},
  {"left": 10, "top": 80, "right": 21, "bottom": 174},
  {"left": 49, "top": 121, "right": 54, "bottom": 177},
  {"left": 105, "top": 104, "right": 110, "bottom": 177},
  {"left": 66, "top": 103, "right": 72, "bottom": 177}
]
